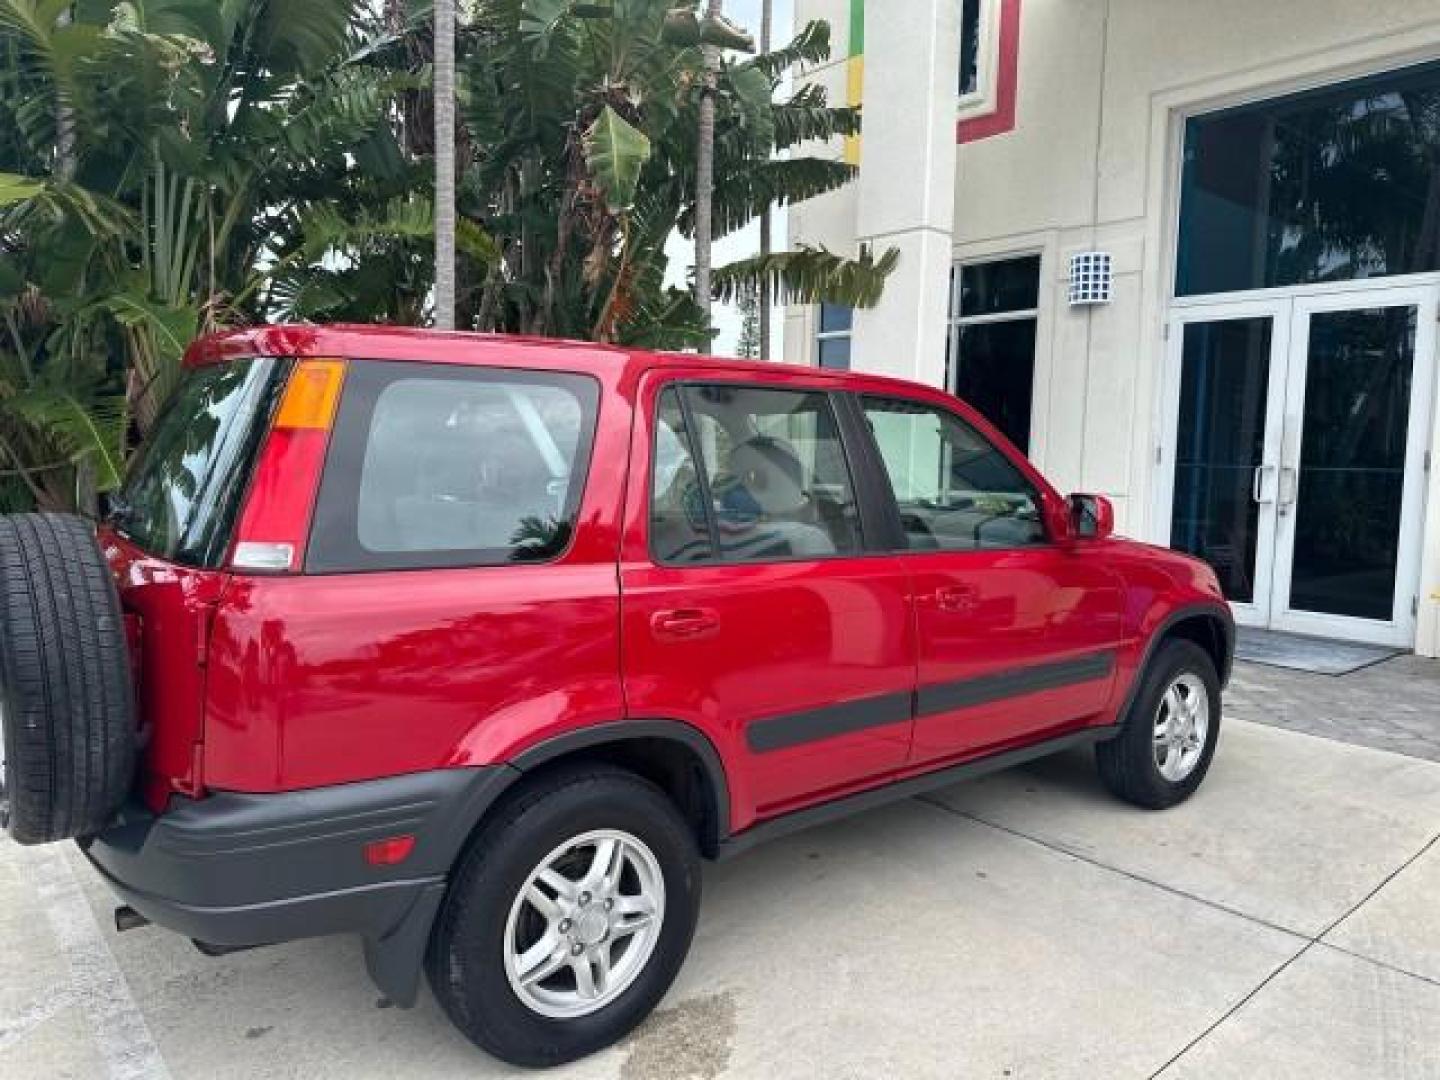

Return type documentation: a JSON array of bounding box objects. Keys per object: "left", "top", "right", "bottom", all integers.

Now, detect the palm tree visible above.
[
  {"left": 0, "top": 0, "right": 439, "bottom": 510},
  {"left": 434, "top": 0, "right": 457, "bottom": 329},
  {"left": 461, "top": 0, "right": 892, "bottom": 348},
  {"left": 693, "top": 0, "right": 723, "bottom": 327}
]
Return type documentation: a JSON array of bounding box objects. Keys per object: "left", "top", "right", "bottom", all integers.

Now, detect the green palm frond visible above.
[
  {"left": 298, "top": 195, "right": 498, "bottom": 262},
  {"left": 772, "top": 86, "right": 861, "bottom": 150},
  {"left": 746, "top": 19, "right": 832, "bottom": 79},
  {"left": 713, "top": 244, "right": 900, "bottom": 309},
  {"left": 6, "top": 386, "right": 127, "bottom": 491},
  {"left": 683, "top": 157, "right": 856, "bottom": 238}
]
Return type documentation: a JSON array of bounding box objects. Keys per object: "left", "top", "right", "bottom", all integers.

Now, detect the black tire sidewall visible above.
[
  {"left": 1105, "top": 640, "right": 1221, "bottom": 808},
  {"left": 428, "top": 769, "right": 702, "bottom": 1068},
  {"left": 0, "top": 629, "right": 17, "bottom": 832},
  {"left": 0, "top": 514, "right": 136, "bottom": 844}
]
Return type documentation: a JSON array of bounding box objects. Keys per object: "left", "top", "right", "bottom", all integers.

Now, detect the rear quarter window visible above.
[
  {"left": 305, "top": 361, "right": 599, "bottom": 573},
  {"left": 115, "top": 358, "right": 287, "bottom": 568}
]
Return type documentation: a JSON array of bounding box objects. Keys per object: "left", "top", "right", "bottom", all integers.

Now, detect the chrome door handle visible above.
[
  {"left": 1252, "top": 465, "right": 1274, "bottom": 504},
  {"left": 651, "top": 607, "right": 721, "bottom": 642},
  {"left": 934, "top": 585, "right": 977, "bottom": 614}
]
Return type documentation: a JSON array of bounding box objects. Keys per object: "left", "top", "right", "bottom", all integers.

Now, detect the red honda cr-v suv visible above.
[{"left": 0, "top": 325, "right": 1232, "bottom": 1066}]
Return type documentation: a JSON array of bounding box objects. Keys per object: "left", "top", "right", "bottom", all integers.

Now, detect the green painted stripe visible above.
[{"left": 849, "top": 0, "right": 864, "bottom": 58}]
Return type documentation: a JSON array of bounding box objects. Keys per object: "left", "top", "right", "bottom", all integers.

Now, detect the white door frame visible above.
[
  {"left": 1156, "top": 298, "right": 1291, "bottom": 629},
  {"left": 1158, "top": 277, "right": 1440, "bottom": 646},
  {"left": 1267, "top": 286, "right": 1438, "bottom": 646}
]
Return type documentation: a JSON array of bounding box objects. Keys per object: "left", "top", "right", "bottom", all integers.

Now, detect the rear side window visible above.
[
  {"left": 649, "top": 383, "right": 863, "bottom": 564},
  {"left": 306, "top": 361, "right": 599, "bottom": 573},
  {"left": 116, "top": 359, "right": 286, "bottom": 568}
]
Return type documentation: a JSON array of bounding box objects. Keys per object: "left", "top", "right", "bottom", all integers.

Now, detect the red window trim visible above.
[{"left": 958, "top": 0, "right": 1021, "bottom": 143}]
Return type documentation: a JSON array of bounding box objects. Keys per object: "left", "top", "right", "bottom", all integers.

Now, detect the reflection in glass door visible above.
[
  {"left": 1163, "top": 305, "right": 1288, "bottom": 626},
  {"left": 1164, "top": 286, "right": 1437, "bottom": 646},
  {"left": 1270, "top": 294, "right": 1436, "bottom": 644}
]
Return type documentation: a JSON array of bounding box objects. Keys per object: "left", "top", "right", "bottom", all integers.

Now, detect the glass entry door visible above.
[{"left": 1162, "top": 285, "right": 1437, "bottom": 646}]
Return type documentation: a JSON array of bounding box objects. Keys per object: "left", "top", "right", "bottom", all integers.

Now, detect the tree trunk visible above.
[
  {"left": 433, "top": 0, "right": 457, "bottom": 330},
  {"left": 758, "top": 0, "right": 773, "bottom": 359},
  {"left": 694, "top": 0, "right": 722, "bottom": 336}
]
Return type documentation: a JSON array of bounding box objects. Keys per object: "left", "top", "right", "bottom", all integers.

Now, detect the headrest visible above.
[{"left": 727, "top": 436, "right": 807, "bottom": 515}]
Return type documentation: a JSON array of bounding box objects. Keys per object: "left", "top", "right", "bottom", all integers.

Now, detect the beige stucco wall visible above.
[{"left": 791, "top": 0, "right": 1440, "bottom": 654}]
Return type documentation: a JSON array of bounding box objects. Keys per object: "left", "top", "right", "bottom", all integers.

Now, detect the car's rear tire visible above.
[
  {"left": 0, "top": 513, "right": 136, "bottom": 844},
  {"left": 426, "top": 764, "right": 701, "bottom": 1068},
  {"left": 1095, "top": 639, "right": 1220, "bottom": 810}
]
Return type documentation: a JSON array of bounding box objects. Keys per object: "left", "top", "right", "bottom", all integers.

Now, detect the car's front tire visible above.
[
  {"left": 1096, "top": 639, "right": 1221, "bottom": 810},
  {"left": 425, "top": 765, "right": 701, "bottom": 1067}
]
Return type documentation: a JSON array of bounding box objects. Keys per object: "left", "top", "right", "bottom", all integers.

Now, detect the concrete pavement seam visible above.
[
  {"left": 913, "top": 796, "right": 1310, "bottom": 943},
  {"left": 1148, "top": 829, "right": 1440, "bottom": 1078},
  {"left": 915, "top": 797, "right": 1440, "bottom": 1078},
  {"left": 1315, "top": 940, "right": 1440, "bottom": 991}
]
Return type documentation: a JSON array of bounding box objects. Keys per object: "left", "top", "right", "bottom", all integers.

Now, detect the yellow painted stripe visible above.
[{"left": 844, "top": 54, "right": 864, "bottom": 165}]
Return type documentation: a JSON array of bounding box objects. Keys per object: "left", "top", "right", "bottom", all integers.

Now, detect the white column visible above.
[{"left": 850, "top": 0, "right": 960, "bottom": 388}]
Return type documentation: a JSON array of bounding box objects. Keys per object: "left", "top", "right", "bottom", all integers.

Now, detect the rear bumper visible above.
[{"left": 80, "top": 766, "right": 514, "bottom": 1004}]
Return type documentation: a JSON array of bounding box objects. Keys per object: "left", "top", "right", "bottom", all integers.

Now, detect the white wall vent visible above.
[{"left": 1068, "top": 251, "right": 1113, "bottom": 306}]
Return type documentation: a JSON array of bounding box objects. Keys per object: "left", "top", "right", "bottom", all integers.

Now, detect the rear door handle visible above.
[
  {"left": 933, "top": 586, "right": 977, "bottom": 614},
  {"left": 651, "top": 607, "right": 721, "bottom": 642}
]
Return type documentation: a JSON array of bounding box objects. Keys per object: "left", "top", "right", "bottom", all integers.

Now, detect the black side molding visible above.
[
  {"left": 717, "top": 724, "right": 1119, "bottom": 861},
  {"left": 916, "top": 651, "right": 1116, "bottom": 718},
  {"left": 746, "top": 691, "right": 913, "bottom": 753}
]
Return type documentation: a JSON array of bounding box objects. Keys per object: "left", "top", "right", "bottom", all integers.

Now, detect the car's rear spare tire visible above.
[{"left": 0, "top": 513, "right": 136, "bottom": 844}]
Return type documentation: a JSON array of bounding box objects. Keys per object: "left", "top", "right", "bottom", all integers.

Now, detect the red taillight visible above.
[
  {"left": 230, "top": 359, "right": 346, "bottom": 574},
  {"left": 364, "top": 835, "right": 416, "bottom": 867}
]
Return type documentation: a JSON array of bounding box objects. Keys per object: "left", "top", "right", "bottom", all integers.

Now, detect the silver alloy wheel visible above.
[
  {"left": 503, "top": 828, "right": 666, "bottom": 1020},
  {"left": 1153, "top": 671, "right": 1210, "bottom": 782}
]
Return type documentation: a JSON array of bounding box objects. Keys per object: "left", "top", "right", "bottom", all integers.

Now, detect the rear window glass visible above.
[
  {"left": 306, "top": 361, "right": 599, "bottom": 573},
  {"left": 115, "top": 359, "right": 286, "bottom": 568}
]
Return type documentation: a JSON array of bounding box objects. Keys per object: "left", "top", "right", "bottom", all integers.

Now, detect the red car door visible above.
[
  {"left": 855, "top": 393, "right": 1123, "bottom": 765},
  {"left": 620, "top": 370, "right": 917, "bottom": 833}
]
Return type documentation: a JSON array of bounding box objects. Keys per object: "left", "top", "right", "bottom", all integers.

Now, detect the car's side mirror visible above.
[{"left": 1069, "top": 493, "right": 1115, "bottom": 540}]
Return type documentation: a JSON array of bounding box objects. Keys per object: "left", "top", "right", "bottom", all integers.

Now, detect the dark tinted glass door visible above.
[
  {"left": 1286, "top": 307, "right": 1417, "bottom": 621},
  {"left": 1170, "top": 317, "right": 1276, "bottom": 604}
]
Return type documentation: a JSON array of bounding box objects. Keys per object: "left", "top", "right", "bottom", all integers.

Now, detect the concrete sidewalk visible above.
[{"left": 2, "top": 719, "right": 1438, "bottom": 1080}]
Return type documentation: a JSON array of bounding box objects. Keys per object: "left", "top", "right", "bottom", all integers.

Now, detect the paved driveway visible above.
[{"left": 2, "top": 719, "right": 1438, "bottom": 1080}]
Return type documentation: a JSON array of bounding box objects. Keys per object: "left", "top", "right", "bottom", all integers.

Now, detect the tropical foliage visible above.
[
  {"left": 0, "top": 0, "right": 435, "bottom": 510},
  {"left": 455, "top": 0, "right": 892, "bottom": 348},
  {"left": 0, "top": 0, "right": 892, "bottom": 512}
]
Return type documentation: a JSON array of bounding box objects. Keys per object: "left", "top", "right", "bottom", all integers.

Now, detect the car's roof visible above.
[{"left": 183, "top": 323, "right": 940, "bottom": 399}]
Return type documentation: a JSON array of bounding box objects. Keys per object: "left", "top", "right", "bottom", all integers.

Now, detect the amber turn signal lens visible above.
[{"left": 275, "top": 359, "right": 346, "bottom": 430}]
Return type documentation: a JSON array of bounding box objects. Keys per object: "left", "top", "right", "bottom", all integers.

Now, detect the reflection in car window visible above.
[
  {"left": 651, "top": 389, "right": 716, "bottom": 564},
  {"left": 306, "top": 363, "right": 599, "bottom": 573},
  {"left": 118, "top": 359, "right": 285, "bottom": 568},
  {"left": 357, "top": 378, "right": 585, "bottom": 559},
  {"left": 862, "top": 396, "right": 1046, "bottom": 552}
]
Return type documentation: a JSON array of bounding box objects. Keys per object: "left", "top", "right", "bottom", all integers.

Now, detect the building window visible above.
[
  {"left": 1176, "top": 59, "right": 1440, "bottom": 297},
  {"left": 815, "top": 304, "right": 853, "bottom": 371},
  {"left": 946, "top": 255, "right": 1040, "bottom": 454},
  {"left": 959, "top": 0, "right": 982, "bottom": 97},
  {"left": 957, "top": 0, "right": 1000, "bottom": 118}
]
